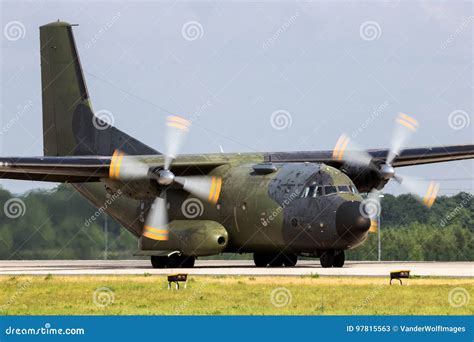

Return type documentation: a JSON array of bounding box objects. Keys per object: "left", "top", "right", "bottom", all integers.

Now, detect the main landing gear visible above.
[
  {"left": 151, "top": 254, "right": 195, "bottom": 268},
  {"left": 253, "top": 252, "right": 298, "bottom": 267},
  {"left": 319, "top": 250, "right": 345, "bottom": 268}
]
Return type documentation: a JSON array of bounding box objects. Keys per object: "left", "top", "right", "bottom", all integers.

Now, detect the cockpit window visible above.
[
  {"left": 338, "top": 185, "right": 350, "bottom": 193},
  {"left": 301, "top": 185, "right": 322, "bottom": 198},
  {"left": 301, "top": 184, "right": 356, "bottom": 197},
  {"left": 324, "top": 186, "right": 337, "bottom": 195},
  {"left": 301, "top": 187, "right": 310, "bottom": 198},
  {"left": 307, "top": 186, "right": 317, "bottom": 198}
]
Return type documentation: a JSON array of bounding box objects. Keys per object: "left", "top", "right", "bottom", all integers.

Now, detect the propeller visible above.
[
  {"left": 332, "top": 112, "right": 440, "bottom": 214},
  {"left": 332, "top": 134, "right": 374, "bottom": 168},
  {"left": 109, "top": 115, "right": 223, "bottom": 241}
]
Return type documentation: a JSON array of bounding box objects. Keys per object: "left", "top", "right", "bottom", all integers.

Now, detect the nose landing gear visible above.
[{"left": 320, "top": 250, "right": 345, "bottom": 268}]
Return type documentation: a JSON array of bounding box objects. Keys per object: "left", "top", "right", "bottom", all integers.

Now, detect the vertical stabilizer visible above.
[{"left": 40, "top": 21, "right": 157, "bottom": 156}]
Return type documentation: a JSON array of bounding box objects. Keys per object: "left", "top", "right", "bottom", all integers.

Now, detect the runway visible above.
[{"left": 0, "top": 260, "right": 472, "bottom": 277}]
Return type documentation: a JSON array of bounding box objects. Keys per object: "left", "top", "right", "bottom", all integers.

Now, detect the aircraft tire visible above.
[
  {"left": 320, "top": 250, "right": 335, "bottom": 268},
  {"left": 151, "top": 256, "right": 167, "bottom": 268},
  {"left": 180, "top": 256, "right": 196, "bottom": 268},
  {"left": 167, "top": 254, "right": 196, "bottom": 268},
  {"left": 333, "top": 250, "right": 345, "bottom": 268},
  {"left": 269, "top": 255, "right": 284, "bottom": 267},
  {"left": 282, "top": 254, "right": 298, "bottom": 267},
  {"left": 253, "top": 252, "right": 271, "bottom": 267}
]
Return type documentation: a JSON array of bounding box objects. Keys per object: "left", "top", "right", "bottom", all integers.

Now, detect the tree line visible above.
[{"left": 0, "top": 185, "right": 472, "bottom": 260}]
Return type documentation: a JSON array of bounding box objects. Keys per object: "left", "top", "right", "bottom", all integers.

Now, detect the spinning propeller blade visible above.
[
  {"left": 175, "top": 175, "right": 222, "bottom": 204},
  {"left": 387, "top": 113, "right": 419, "bottom": 165},
  {"left": 333, "top": 112, "right": 439, "bottom": 217},
  {"left": 164, "top": 115, "right": 191, "bottom": 170},
  {"left": 109, "top": 150, "right": 149, "bottom": 180},
  {"left": 332, "top": 134, "right": 373, "bottom": 168},
  {"left": 108, "top": 115, "right": 223, "bottom": 241},
  {"left": 395, "top": 174, "right": 439, "bottom": 208},
  {"left": 143, "top": 194, "right": 169, "bottom": 241}
]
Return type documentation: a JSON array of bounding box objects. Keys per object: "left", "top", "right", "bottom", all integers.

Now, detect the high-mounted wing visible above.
[
  {"left": 267, "top": 144, "right": 474, "bottom": 168},
  {"left": 0, "top": 156, "right": 110, "bottom": 182},
  {"left": 0, "top": 156, "right": 227, "bottom": 183},
  {"left": 0, "top": 144, "right": 472, "bottom": 183},
  {"left": 370, "top": 144, "right": 474, "bottom": 167}
]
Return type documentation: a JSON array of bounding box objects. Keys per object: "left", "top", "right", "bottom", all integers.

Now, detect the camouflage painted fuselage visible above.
[{"left": 74, "top": 153, "right": 369, "bottom": 257}]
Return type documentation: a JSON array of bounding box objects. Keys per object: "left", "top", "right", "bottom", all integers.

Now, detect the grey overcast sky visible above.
[{"left": 0, "top": 0, "right": 472, "bottom": 195}]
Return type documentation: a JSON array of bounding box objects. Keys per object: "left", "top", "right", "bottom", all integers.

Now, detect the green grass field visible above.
[{"left": 0, "top": 275, "right": 472, "bottom": 315}]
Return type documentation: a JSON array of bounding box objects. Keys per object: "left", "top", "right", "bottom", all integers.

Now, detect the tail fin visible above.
[{"left": 40, "top": 21, "right": 157, "bottom": 156}]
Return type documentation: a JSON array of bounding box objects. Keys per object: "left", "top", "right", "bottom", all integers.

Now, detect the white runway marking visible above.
[{"left": 0, "top": 260, "right": 472, "bottom": 277}]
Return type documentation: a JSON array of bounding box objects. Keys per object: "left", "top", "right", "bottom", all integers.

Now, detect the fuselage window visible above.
[
  {"left": 324, "top": 185, "right": 337, "bottom": 195},
  {"left": 338, "top": 185, "right": 350, "bottom": 193},
  {"left": 307, "top": 185, "right": 317, "bottom": 198}
]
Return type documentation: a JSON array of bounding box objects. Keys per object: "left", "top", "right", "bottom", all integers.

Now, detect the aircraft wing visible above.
[
  {"left": 0, "top": 144, "right": 472, "bottom": 183},
  {"left": 0, "top": 156, "right": 110, "bottom": 182},
  {"left": 0, "top": 156, "right": 227, "bottom": 183},
  {"left": 268, "top": 144, "right": 474, "bottom": 167}
]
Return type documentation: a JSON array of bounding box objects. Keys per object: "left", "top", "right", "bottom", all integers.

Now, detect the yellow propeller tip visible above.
[
  {"left": 332, "top": 134, "right": 350, "bottom": 161},
  {"left": 207, "top": 176, "right": 222, "bottom": 204}
]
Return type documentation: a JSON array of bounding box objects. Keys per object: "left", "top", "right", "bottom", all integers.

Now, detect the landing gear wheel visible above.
[
  {"left": 151, "top": 256, "right": 167, "bottom": 268},
  {"left": 320, "top": 250, "right": 335, "bottom": 268},
  {"left": 180, "top": 256, "right": 196, "bottom": 268},
  {"left": 253, "top": 253, "right": 271, "bottom": 267},
  {"left": 269, "top": 255, "right": 284, "bottom": 267},
  {"left": 167, "top": 255, "right": 180, "bottom": 268},
  {"left": 167, "top": 254, "right": 196, "bottom": 268},
  {"left": 282, "top": 254, "right": 298, "bottom": 267},
  {"left": 333, "top": 250, "right": 345, "bottom": 268}
]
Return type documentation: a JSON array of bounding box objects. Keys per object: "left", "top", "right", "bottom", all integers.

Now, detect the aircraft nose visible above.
[{"left": 335, "top": 201, "right": 371, "bottom": 236}]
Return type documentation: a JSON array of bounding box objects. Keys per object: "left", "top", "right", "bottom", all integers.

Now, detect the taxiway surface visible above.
[{"left": 0, "top": 260, "right": 472, "bottom": 277}]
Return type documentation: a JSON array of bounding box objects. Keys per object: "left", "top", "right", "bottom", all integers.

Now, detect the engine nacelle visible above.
[{"left": 138, "top": 220, "right": 228, "bottom": 256}]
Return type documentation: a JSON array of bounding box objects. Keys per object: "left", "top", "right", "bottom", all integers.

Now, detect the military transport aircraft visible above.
[{"left": 1, "top": 21, "right": 473, "bottom": 268}]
